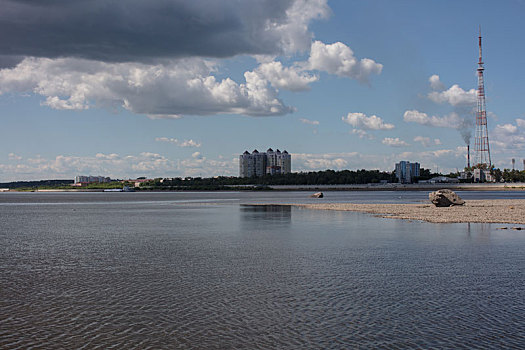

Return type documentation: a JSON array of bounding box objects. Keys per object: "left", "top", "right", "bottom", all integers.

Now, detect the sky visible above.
[{"left": 0, "top": 0, "right": 524, "bottom": 181}]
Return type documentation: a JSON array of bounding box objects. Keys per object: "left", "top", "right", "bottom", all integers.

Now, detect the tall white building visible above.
[
  {"left": 239, "top": 151, "right": 254, "bottom": 178},
  {"left": 239, "top": 148, "right": 291, "bottom": 177}
]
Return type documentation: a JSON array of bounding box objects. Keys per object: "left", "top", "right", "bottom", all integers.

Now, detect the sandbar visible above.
[{"left": 295, "top": 199, "right": 525, "bottom": 224}]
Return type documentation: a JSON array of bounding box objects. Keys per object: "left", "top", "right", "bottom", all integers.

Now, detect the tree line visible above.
[
  {"left": 491, "top": 169, "right": 525, "bottom": 183},
  {"left": 0, "top": 179, "right": 74, "bottom": 189},
  {"left": 145, "top": 169, "right": 413, "bottom": 188}
]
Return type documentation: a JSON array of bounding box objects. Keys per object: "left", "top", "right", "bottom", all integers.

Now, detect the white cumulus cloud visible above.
[
  {"left": 293, "top": 152, "right": 353, "bottom": 170},
  {"left": 155, "top": 137, "right": 179, "bottom": 144},
  {"left": 352, "top": 129, "right": 374, "bottom": 140},
  {"left": 403, "top": 110, "right": 462, "bottom": 128},
  {"left": 343, "top": 112, "right": 394, "bottom": 130},
  {"left": 180, "top": 140, "right": 201, "bottom": 148},
  {"left": 0, "top": 0, "right": 390, "bottom": 125},
  {"left": 414, "top": 136, "right": 431, "bottom": 147},
  {"left": 382, "top": 137, "right": 409, "bottom": 147},
  {"left": 413, "top": 136, "right": 442, "bottom": 147},
  {"left": 0, "top": 0, "right": 387, "bottom": 120},
  {"left": 191, "top": 152, "right": 203, "bottom": 159},
  {"left": 155, "top": 137, "right": 201, "bottom": 148},
  {"left": 495, "top": 124, "right": 518, "bottom": 134},
  {"left": 428, "top": 84, "right": 476, "bottom": 107},
  {"left": 429, "top": 74, "right": 445, "bottom": 91},
  {"left": 307, "top": 41, "right": 383, "bottom": 83},
  {"left": 0, "top": 57, "right": 293, "bottom": 117},
  {"left": 492, "top": 118, "right": 525, "bottom": 154},
  {"left": 255, "top": 61, "right": 318, "bottom": 91},
  {"left": 270, "top": 0, "right": 331, "bottom": 54}
]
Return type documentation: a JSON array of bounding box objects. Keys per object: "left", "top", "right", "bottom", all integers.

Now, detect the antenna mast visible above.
[{"left": 474, "top": 27, "right": 492, "bottom": 168}]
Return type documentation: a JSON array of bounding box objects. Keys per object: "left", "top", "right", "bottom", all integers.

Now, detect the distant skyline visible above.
[{"left": 1, "top": 0, "right": 524, "bottom": 181}]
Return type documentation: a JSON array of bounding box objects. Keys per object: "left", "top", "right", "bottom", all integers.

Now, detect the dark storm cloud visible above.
[
  {"left": 0, "top": 55, "right": 23, "bottom": 68},
  {"left": 0, "top": 0, "right": 295, "bottom": 62}
]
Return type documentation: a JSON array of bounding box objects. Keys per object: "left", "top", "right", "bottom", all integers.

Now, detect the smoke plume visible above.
[{"left": 456, "top": 107, "right": 474, "bottom": 145}]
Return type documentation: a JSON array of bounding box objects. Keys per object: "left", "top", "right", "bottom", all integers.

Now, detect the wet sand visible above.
[{"left": 297, "top": 199, "right": 525, "bottom": 224}]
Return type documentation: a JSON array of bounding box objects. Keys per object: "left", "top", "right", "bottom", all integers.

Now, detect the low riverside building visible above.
[
  {"left": 118, "top": 178, "right": 154, "bottom": 187},
  {"left": 131, "top": 179, "right": 153, "bottom": 187},
  {"left": 239, "top": 148, "right": 291, "bottom": 177},
  {"left": 473, "top": 168, "right": 495, "bottom": 183},
  {"left": 459, "top": 171, "right": 472, "bottom": 181},
  {"left": 395, "top": 161, "right": 420, "bottom": 184},
  {"left": 429, "top": 176, "right": 459, "bottom": 184}
]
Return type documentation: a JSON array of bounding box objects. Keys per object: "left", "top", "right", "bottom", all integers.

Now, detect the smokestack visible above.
[
  {"left": 512, "top": 158, "right": 515, "bottom": 171},
  {"left": 467, "top": 144, "right": 470, "bottom": 168}
]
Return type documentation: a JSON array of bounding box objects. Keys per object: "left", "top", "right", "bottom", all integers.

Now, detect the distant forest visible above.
[
  {"left": 141, "top": 169, "right": 435, "bottom": 190},
  {"left": 0, "top": 179, "right": 73, "bottom": 189},
  {"left": 141, "top": 168, "right": 525, "bottom": 186}
]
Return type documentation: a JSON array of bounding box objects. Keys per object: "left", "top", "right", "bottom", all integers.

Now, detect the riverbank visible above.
[
  {"left": 265, "top": 183, "right": 525, "bottom": 191},
  {"left": 295, "top": 199, "right": 525, "bottom": 224},
  {"left": 2, "top": 182, "right": 525, "bottom": 192}
]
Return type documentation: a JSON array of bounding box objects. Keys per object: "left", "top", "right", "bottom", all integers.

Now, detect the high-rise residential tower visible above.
[
  {"left": 395, "top": 161, "right": 420, "bottom": 184},
  {"left": 239, "top": 148, "right": 291, "bottom": 177}
]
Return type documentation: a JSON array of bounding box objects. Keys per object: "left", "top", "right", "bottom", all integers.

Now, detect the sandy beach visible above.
[{"left": 296, "top": 199, "right": 525, "bottom": 225}]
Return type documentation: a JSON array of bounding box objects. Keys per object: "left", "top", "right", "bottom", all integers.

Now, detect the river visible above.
[{"left": 1, "top": 191, "right": 524, "bottom": 348}]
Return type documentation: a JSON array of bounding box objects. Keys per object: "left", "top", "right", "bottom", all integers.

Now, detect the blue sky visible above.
[{"left": 0, "top": 0, "right": 524, "bottom": 181}]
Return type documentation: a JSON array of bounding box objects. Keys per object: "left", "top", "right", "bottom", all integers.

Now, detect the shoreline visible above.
[
  {"left": 2, "top": 182, "right": 525, "bottom": 192},
  {"left": 292, "top": 199, "right": 525, "bottom": 225},
  {"left": 264, "top": 183, "right": 525, "bottom": 191}
]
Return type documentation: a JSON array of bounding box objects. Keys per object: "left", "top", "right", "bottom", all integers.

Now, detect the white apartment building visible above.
[
  {"left": 239, "top": 148, "right": 291, "bottom": 177},
  {"left": 74, "top": 175, "right": 111, "bottom": 184}
]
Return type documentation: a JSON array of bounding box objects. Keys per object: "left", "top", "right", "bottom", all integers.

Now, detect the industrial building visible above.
[
  {"left": 395, "top": 161, "right": 420, "bottom": 184},
  {"left": 239, "top": 148, "right": 291, "bottom": 177}
]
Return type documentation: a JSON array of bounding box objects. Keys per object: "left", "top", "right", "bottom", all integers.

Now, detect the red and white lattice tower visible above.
[{"left": 474, "top": 28, "right": 491, "bottom": 168}]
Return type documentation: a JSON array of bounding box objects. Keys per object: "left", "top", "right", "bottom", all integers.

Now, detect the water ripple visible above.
[{"left": 1, "top": 200, "right": 524, "bottom": 349}]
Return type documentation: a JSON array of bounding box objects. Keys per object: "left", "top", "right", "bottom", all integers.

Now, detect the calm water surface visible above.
[{"left": 1, "top": 191, "right": 524, "bottom": 349}]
